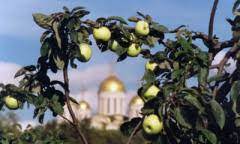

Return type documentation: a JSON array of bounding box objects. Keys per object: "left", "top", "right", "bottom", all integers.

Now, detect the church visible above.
[{"left": 58, "top": 73, "right": 144, "bottom": 130}]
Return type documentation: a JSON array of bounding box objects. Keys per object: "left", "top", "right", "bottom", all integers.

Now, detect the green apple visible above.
[
  {"left": 127, "top": 43, "right": 141, "bottom": 57},
  {"left": 145, "top": 61, "right": 158, "bottom": 71},
  {"left": 143, "top": 85, "right": 160, "bottom": 100},
  {"left": 93, "top": 26, "right": 111, "bottom": 41},
  {"left": 110, "top": 40, "right": 119, "bottom": 51},
  {"left": 78, "top": 43, "right": 92, "bottom": 62},
  {"left": 4, "top": 96, "right": 20, "bottom": 110},
  {"left": 135, "top": 20, "right": 150, "bottom": 36},
  {"left": 143, "top": 114, "right": 163, "bottom": 135}
]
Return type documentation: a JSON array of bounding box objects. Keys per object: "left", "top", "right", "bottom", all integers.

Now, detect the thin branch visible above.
[
  {"left": 169, "top": 25, "right": 186, "bottom": 33},
  {"left": 126, "top": 121, "right": 142, "bottom": 144},
  {"left": 192, "top": 32, "right": 234, "bottom": 52},
  {"left": 59, "top": 114, "right": 74, "bottom": 126},
  {"left": 208, "top": 0, "right": 219, "bottom": 40},
  {"left": 63, "top": 66, "right": 88, "bottom": 144},
  {"left": 214, "top": 39, "right": 235, "bottom": 50}
]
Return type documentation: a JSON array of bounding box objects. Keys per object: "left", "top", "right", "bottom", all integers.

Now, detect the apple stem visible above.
[{"left": 63, "top": 65, "right": 88, "bottom": 144}]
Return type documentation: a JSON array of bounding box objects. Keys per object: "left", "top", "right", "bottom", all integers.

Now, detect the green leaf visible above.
[
  {"left": 146, "top": 36, "right": 157, "bottom": 47},
  {"left": 69, "top": 96, "right": 79, "bottom": 105},
  {"left": 178, "top": 37, "right": 191, "bottom": 51},
  {"left": 171, "top": 69, "right": 182, "bottom": 80},
  {"left": 173, "top": 107, "right": 192, "bottom": 129},
  {"left": 120, "top": 117, "right": 141, "bottom": 136},
  {"left": 235, "top": 117, "right": 240, "bottom": 127},
  {"left": 141, "top": 70, "right": 156, "bottom": 84},
  {"left": 32, "top": 13, "right": 53, "bottom": 29},
  {"left": 200, "top": 129, "right": 217, "bottom": 144},
  {"left": 108, "top": 16, "right": 128, "bottom": 25},
  {"left": 184, "top": 94, "right": 204, "bottom": 113},
  {"left": 128, "top": 16, "right": 140, "bottom": 22},
  {"left": 233, "top": 0, "right": 240, "bottom": 15},
  {"left": 52, "top": 21, "right": 62, "bottom": 49},
  {"left": 210, "top": 100, "right": 225, "bottom": 129},
  {"left": 53, "top": 56, "right": 65, "bottom": 70},
  {"left": 14, "top": 65, "right": 36, "bottom": 78},
  {"left": 51, "top": 95, "right": 64, "bottom": 115},
  {"left": 151, "top": 22, "right": 169, "bottom": 33},
  {"left": 41, "top": 39, "right": 50, "bottom": 57},
  {"left": 136, "top": 11, "right": 146, "bottom": 19},
  {"left": 231, "top": 81, "right": 240, "bottom": 115},
  {"left": 198, "top": 67, "right": 208, "bottom": 86},
  {"left": 207, "top": 73, "right": 227, "bottom": 83},
  {"left": 70, "top": 58, "right": 77, "bottom": 69}
]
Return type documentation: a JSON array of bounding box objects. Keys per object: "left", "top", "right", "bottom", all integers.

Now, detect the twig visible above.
[
  {"left": 63, "top": 66, "right": 88, "bottom": 144},
  {"left": 169, "top": 25, "right": 186, "bottom": 33},
  {"left": 126, "top": 121, "right": 142, "bottom": 144},
  {"left": 59, "top": 114, "right": 74, "bottom": 126}
]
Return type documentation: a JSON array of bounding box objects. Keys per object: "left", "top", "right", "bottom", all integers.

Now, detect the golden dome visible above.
[
  {"left": 78, "top": 100, "right": 90, "bottom": 110},
  {"left": 130, "top": 96, "right": 144, "bottom": 106},
  {"left": 99, "top": 75, "right": 125, "bottom": 93}
]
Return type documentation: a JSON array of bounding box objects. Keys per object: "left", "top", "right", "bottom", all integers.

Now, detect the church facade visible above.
[{"left": 59, "top": 74, "right": 144, "bottom": 130}]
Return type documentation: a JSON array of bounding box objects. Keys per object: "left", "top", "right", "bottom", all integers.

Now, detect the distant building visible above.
[{"left": 58, "top": 73, "right": 144, "bottom": 130}]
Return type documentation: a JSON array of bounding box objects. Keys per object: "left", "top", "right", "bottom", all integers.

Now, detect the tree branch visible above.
[
  {"left": 208, "top": 0, "right": 219, "bottom": 40},
  {"left": 208, "top": 0, "right": 219, "bottom": 65},
  {"left": 192, "top": 32, "right": 234, "bottom": 52},
  {"left": 126, "top": 121, "right": 142, "bottom": 144},
  {"left": 63, "top": 66, "right": 88, "bottom": 144}
]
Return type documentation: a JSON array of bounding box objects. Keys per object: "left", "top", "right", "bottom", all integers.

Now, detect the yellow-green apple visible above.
[
  {"left": 78, "top": 43, "right": 92, "bottom": 62},
  {"left": 135, "top": 20, "right": 150, "bottom": 36},
  {"left": 93, "top": 26, "right": 111, "bottom": 41},
  {"left": 143, "top": 114, "right": 163, "bottom": 135},
  {"left": 4, "top": 96, "right": 20, "bottom": 110},
  {"left": 127, "top": 43, "right": 141, "bottom": 57},
  {"left": 143, "top": 85, "right": 160, "bottom": 100},
  {"left": 145, "top": 61, "right": 158, "bottom": 71},
  {"left": 110, "top": 40, "right": 119, "bottom": 51}
]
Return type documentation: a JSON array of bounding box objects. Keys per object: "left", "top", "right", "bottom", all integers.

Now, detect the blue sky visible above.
[{"left": 0, "top": 0, "right": 236, "bottom": 127}]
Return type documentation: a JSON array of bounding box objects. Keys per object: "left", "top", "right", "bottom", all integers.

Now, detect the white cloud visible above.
[
  {"left": 210, "top": 50, "right": 236, "bottom": 76},
  {"left": 50, "top": 63, "right": 113, "bottom": 94},
  {"left": 0, "top": 61, "right": 20, "bottom": 84}
]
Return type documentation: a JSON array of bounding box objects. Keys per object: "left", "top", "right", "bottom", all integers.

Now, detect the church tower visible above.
[{"left": 98, "top": 74, "right": 126, "bottom": 115}]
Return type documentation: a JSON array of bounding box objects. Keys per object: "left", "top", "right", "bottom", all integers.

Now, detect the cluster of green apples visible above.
[
  {"left": 142, "top": 61, "right": 165, "bottom": 135},
  {"left": 4, "top": 95, "right": 21, "bottom": 110},
  {"left": 142, "top": 85, "right": 163, "bottom": 135},
  {"left": 92, "top": 20, "right": 150, "bottom": 57},
  {"left": 141, "top": 84, "right": 163, "bottom": 135}
]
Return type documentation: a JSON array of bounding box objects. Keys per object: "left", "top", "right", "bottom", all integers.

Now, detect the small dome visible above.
[
  {"left": 99, "top": 74, "right": 125, "bottom": 93},
  {"left": 130, "top": 96, "right": 144, "bottom": 106},
  {"left": 78, "top": 100, "right": 91, "bottom": 110}
]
